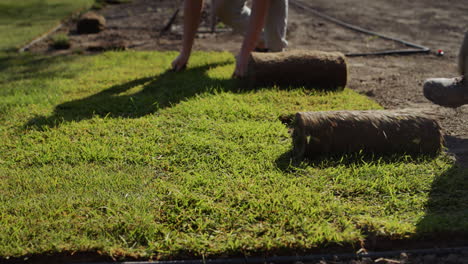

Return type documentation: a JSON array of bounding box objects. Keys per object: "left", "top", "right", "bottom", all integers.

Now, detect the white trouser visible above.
[
  {"left": 213, "top": 0, "right": 288, "bottom": 52},
  {"left": 458, "top": 31, "right": 468, "bottom": 76}
]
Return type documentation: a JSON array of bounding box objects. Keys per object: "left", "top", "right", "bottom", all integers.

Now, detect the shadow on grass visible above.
[
  {"left": 25, "top": 62, "right": 241, "bottom": 129},
  {"left": 0, "top": 52, "right": 81, "bottom": 84},
  {"left": 357, "top": 163, "right": 468, "bottom": 251},
  {"left": 276, "top": 144, "right": 468, "bottom": 249},
  {"left": 444, "top": 135, "right": 468, "bottom": 168},
  {"left": 415, "top": 164, "right": 468, "bottom": 241},
  {"left": 277, "top": 150, "right": 468, "bottom": 251},
  {"left": 275, "top": 149, "right": 440, "bottom": 172},
  {"left": 21, "top": 55, "right": 348, "bottom": 130}
]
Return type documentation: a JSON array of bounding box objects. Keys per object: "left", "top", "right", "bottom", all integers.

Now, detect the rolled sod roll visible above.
[
  {"left": 246, "top": 50, "right": 347, "bottom": 90},
  {"left": 292, "top": 110, "right": 444, "bottom": 159}
]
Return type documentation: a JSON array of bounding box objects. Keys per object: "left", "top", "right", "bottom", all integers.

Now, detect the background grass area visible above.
[
  {"left": 0, "top": 0, "right": 94, "bottom": 52},
  {"left": 0, "top": 51, "right": 467, "bottom": 260},
  {"left": 0, "top": 0, "right": 467, "bottom": 261}
]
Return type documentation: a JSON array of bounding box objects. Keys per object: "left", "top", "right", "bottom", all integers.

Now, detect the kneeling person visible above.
[{"left": 171, "top": 0, "right": 288, "bottom": 78}]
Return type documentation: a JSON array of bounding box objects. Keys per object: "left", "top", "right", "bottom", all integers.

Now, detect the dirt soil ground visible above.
[{"left": 28, "top": 0, "right": 468, "bottom": 168}]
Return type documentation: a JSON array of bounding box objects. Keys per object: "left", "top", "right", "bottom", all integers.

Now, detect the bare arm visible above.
[
  {"left": 172, "top": 0, "right": 204, "bottom": 71},
  {"left": 234, "top": 0, "right": 270, "bottom": 77}
]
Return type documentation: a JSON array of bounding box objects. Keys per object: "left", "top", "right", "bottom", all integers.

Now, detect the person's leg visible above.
[
  {"left": 213, "top": 0, "right": 271, "bottom": 50},
  {"left": 423, "top": 31, "right": 468, "bottom": 108},
  {"left": 213, "top": 0, "right": 250, "bottom": 34},
  {"left": 264, "top": 0, "right": 288, "bottom": 52},
  {"left": 459, "top": 31, "right": 468, "bottom": 76}
]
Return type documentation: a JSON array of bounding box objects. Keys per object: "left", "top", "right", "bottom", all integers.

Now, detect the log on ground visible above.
[
  {"left": 292, "top": 110, "right": 444, "bottom": 160},
  {"left": 246, "top": 50, "right": 347, "bottom": 90}
]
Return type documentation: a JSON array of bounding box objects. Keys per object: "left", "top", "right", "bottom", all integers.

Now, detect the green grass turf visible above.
[
  {"left": 0, "top": 0, "right": 467, "bottom": 261},
  {"left": 0, "top": 0, "right": 94, "bottom": 52},
  {"left": 0, "top": 51, "right": 467, "bottom": 260}
]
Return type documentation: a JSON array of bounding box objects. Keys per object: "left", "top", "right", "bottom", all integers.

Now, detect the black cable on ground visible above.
[
  {"left": 77, "top": 247, "right": 468, "bottom": 264},
  {"left": 159, "top": 8, "right": 180, "bottom": 36},
  {"left": 289, "top": 0, "right": 431, "bottom": 57}
]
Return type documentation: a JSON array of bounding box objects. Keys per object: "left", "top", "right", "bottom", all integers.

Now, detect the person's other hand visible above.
[
  {"left": 233, "top": 54, "right": 249, "bottom": 78},
  {"left": 171, "top": 53, "right": 189, "bottom": 72}
]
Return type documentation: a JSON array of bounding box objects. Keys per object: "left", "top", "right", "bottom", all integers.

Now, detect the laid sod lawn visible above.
[
  {"left": 1, "top": 0, "right": 468, "bottom": 261},
  {"left": 1, "top": 50, "right": 467, "bottom": 260}
]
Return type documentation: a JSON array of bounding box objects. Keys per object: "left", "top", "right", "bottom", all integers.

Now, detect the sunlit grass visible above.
[
  {"left": 0, "top": 0, "right": 467, "bottom": 261},
  {"left": 0, "top": 51, "right": 466, "bottom": 260}
]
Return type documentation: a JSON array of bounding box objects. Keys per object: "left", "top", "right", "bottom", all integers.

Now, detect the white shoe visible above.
[{"left": 423, "top": 76, "right": 468, "bottom": 108}]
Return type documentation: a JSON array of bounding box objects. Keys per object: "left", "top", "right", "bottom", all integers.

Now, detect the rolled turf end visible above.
[
  {"left": 292, "top": 110, "right": 444, "bottom": 160},
  {"left": 246, "top": 50, "right": 348, "bottom": 90}
]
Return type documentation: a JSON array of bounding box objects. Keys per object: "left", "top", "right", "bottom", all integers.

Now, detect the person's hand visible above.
[
  {"left": 233, "top": 53, "right": 250, "bottom": 78},
  {"left": 171, "top": 53, "right": 189, "bottom": 72}
]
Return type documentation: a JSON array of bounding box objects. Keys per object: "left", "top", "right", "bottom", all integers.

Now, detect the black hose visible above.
[
  {"left": 289, "top": 0, "right": 431, "bottom": 57},
  {"left": 79, "top": 247, "right": 468, "bottom": 264},
  {"left": 160, "top": 8, "right": 180, "bottom": 36}
]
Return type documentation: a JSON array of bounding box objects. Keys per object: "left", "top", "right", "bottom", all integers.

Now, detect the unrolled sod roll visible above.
[
  {"left": 246, "top": 50, "right": 347, "bottom": 90},
  {"left": 292, "top": 110, "right": 443, "bottom": 160}
]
